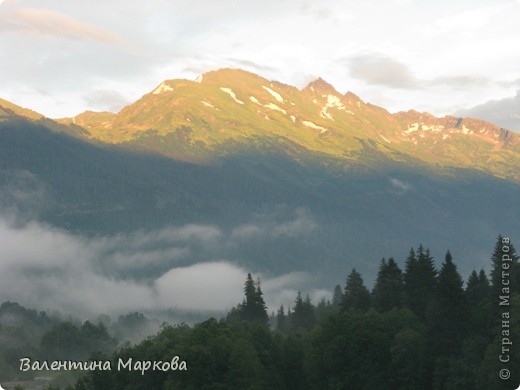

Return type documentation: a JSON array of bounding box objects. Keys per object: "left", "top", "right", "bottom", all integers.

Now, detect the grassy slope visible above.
[
  {"left": 55, "top": 68, "right": 520, "bottom": 182},
  {"left": 0, "top": 98, "right": 43, "bottom": 120}
]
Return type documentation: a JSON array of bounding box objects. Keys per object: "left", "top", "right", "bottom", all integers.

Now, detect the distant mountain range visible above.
[{"left": 1, "top": 68, "right": 519, "bottom": 287}]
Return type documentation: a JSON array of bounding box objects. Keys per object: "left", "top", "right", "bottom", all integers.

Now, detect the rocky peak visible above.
[{"left": 303, "top": 77, "right": 338, "bottom": 95}]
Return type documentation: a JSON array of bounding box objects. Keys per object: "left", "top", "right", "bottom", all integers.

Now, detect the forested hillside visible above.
[{"left": 2, "top": 237, "right": 517, "bottom": 390}]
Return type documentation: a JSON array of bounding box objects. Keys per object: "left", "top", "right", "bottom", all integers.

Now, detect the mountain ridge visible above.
[
  {"left": 0, "top": 98, "right": 43, "bottom": 120},
  {"left": 2, "top": 68, "right": 519, "bottom": 181}
]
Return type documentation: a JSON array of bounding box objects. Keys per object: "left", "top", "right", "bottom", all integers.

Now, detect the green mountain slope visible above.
[
  {"left": 0, "top": 116, "right": 519, "bottom": 286},
  {"left": 0, "top": 98, "right": 43, "bottom": 120},
  {"left": 57, "top": 68, "right": 520, "bottom": 181}
]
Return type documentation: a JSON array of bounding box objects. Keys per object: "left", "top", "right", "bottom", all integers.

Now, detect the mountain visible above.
[
  {"left": 0, "top": 98, "right": 43, "bottom": 120},
  {"left": 57, "top": 68, "right": 520, "bottom": 181},
  {"left": 1, "top": 70, "right": 519, "bottom": 290}
]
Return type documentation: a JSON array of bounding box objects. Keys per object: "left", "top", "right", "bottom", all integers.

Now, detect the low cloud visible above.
[
  {"left": 347, "top": 53, "right": 493, "bottom": 93},
  {"left": 454, "top": 90, "right": 520, "bottom": 133},
  {"left": 223, "top": 58, "right": 278, "bottom": 74},
  {"left": 83, "top": 90, "right": 131, "bottom": 113},
  {"left": 389, "top": 177, "right": 411, "bottom": 194},
  {"left": 430, "top": 75, "right": 491, "bottom": 89},
  {"left": 0, "top": 169, "right": 47, "bottom": 220},
  {"left": 348, "top": 54, "right": 419, "bottom": 89},
  {"left": 230, "top": 208, "right": 316, "bottom": 240},
  {"left": 230, "top": 224, "right": 264, "bottom": 240},
  {"left": 272, "top": 208, "right": 317, "bottom": 237},
  {"left": 155, "top": 262, "right": 246, "bottom": 311},
  {"left": 0, "top": 209, "right": 320, "bottom": 318}
]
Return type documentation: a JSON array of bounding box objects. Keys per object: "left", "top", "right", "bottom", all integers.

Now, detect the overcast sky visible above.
[{"left": 1, "top": 0, "right": 519, "bottom": 130}]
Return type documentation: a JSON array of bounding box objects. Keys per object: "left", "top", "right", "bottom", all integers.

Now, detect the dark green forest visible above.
[{"left": 2, "top": 236, "right": 519, "bottom": 390}]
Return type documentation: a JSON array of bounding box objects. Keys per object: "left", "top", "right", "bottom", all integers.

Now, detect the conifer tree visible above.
[
  {"left": 276, "top": 305, "right": 287, "bottom": 333},
  {"left": 290, "top": 292, "right": 316, "bottom": 333},
  {"left": 404, "top": 245, "right": 437, "bottom": 319},
  {"left": 428, "top": 251, "right": 467, "bottom": 357},
  {"left": 404, "top": 248, "right": 418, "bottom": 309},
  {"left": 254, "top": 278, "right": 269, "bottom": 323},
  {"left": 465, "top": 268, "right": 490, "bottom": 305},
  {"left": 239, "top": 273, "right": 268, "bottom": 324},
  {"left": 332, "top": 284, "right": 343, "bottom": 310},
  {"left": 372, "top": 257, "right": 404, "bottom": 312},
  {"left": 341, "top": 268, "right": 371, "bottom": 311}
]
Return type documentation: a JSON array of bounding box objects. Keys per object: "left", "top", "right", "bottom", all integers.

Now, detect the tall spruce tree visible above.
[
  {"left": 290, "top": 292, "right": 316, "bottom": 333},
  {"left": 372, "top": 257, "right": 404, "bottom": 312},
  {"left": 466, "top": 269, "right": 490, "bottom": 306},
  {"left": 404, "top": 248, "right": 418, "bottom": 310},
  {"left": 341, "top": 268, "right": 371, "bottom": 311},
  {"left": 239, "top": 273, "right": 268, "bottom": 324},
  {"left": 404, "top": 245, "right": 437, "bottom": 319},
  {"left": 332, "top": 284, "right": 343, "bottom": 310},
  {"left": 276, "top": 304, "right": 287, "bottom": 333},
  {"left": 428, "top": 251, "right": 467, "bottom": 358},
  {"left": 254, "top": 277, "right": 268, "bottom": 323}
]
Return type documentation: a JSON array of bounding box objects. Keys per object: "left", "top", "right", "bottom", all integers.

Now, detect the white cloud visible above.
[
  {"left": 272, "top": 208, "right": 317, "bottom": 237},
  {"left": 454, "top": 90, "right": 520, "bottom": 132},
  {"left": 0, "top": 169, "right": 47, "bottom": 219},
  {"left": 229, "top": 208, "right": 317, "bottom": 241},
  {"left": 83, "top": 90, "right": 130, "bottom": 113},
  {"left": 155, "top": 261, "right": 247, "bottom": 311},
  {"left": 0, "top": 5, "right": 125, "bottom": 45},
  {"left": 389, "top": 178, "right": 411, "bottom": 194},
  {"left": 0, "top": 210, "right": 320, "bottom": 317},
  {"left": 230, "top": 224, "right": 264, "bottom": 240},
  {"left": 348, "top": 54, "right": 419, "bottom": 89},
  {"left": 0, "top": 0, "right": 518, "bottom": 125}
]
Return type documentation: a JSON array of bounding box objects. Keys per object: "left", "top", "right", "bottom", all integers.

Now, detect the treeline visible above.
[
  {"left": 0, "top": 304, "right": 154, "bottom": 382},
  {"left": 68, "top": 236, "right": 520, "bottom": 390}
]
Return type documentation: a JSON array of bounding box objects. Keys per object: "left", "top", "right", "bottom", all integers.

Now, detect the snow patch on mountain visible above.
[
  {"left": 320, "top": 110, "right": 334, "bottom": 121},
  {"left": 408, "top": 123, "right": 442, "bottom": 132},
  {"left": 462, "top": 125, "right": 472, "bottom": 135},
  {"left": 405, "top": 123, "right": 420, "bottom": 134},
  {"left": 326, "top": 95, "right": 345, "bottom": 109},
  {"left": 220, "top": 88, "right": 244, "bottom": 104},
  {"left": 250, "top": 96, "right": 286, "bottom": 114},
  {"left": 379, "top": 134, "right": 391, "bottom": 143},
  {"left": 201, "top": 100, "right": 215, "bottom": 108},
  {"left": 319, "top": 94, "right": 349, "bottom": 121},
  {"left": 303, "top": 120, "right": 328, "bottom": 133},
  {"left": 262, "top": 86, "right": 284, "bottom": 103},
  {"left": 152, "top": 82, "right": 174, "bottom": 95},
  {"left": 195, "top": 74, "right": 204, "bottom": 83},
  {"left": 421, "top": 124, "right": 444, "bottom": 132},
  {"left": 264, "top": 103, "right": 287, "bottom": 115}
]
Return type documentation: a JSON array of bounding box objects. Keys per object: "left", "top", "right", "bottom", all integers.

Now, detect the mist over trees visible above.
[{"left": 1, "top": 236, "right": 519, "bottom": 389}]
